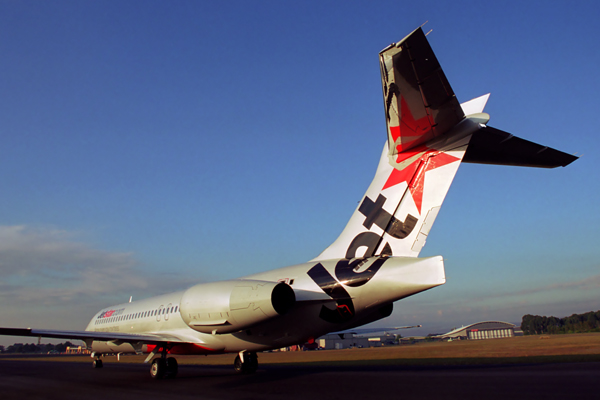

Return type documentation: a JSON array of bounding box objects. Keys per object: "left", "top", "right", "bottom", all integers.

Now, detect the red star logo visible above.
[
  {"left": 390, "top": 96, "right": 434, "bottom": 153},
  {"left": 382, "top": 145, "right": 460, "bottom": 214}
]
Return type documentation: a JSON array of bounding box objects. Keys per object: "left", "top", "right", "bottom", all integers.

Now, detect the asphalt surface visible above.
[{"left": 0, "top": 359, "right": 598, "bottom": 400}]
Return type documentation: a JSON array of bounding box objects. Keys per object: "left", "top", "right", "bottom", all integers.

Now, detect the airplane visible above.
[{"left": 0, "top": 27, "right": 577, "bottom": 379}]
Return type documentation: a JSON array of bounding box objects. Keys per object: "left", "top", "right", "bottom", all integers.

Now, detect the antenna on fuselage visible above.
[{"left": 129, "top": 296, "right": 132, "bottom": 303}]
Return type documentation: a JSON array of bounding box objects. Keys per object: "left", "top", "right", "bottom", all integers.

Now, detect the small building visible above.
[
  {"left": 65, "top": 345, "right": 91, "bottom": 355},
  {"left": 317, "top": 333, "right": 397, "bottom": 350},
  {"left": 437, "top": 321, "right": 516, "bottom": 340},
  {"left": 399, "top": 336, "right": 428, "bottom": 345}
]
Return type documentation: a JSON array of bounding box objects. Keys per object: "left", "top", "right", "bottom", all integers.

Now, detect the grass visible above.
[{"left": 3, "top": 333, "right": 600, "bottom": 367}]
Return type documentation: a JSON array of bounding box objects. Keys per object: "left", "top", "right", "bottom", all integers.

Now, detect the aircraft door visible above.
[{"left": 165, "top": 303, "right": 172, "bottom": 321}]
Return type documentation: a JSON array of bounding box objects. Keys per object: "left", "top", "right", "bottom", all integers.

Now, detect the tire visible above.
[
  {"left": 166, "top": 357, "right": 178, "bottom": 378},
  {"left": 150, "top": 358, "right": 167, "bottom": 379},
  {"left": 93, "top": 359, "right": 103, "bottom": 369},
  {"left": 233, "top": 353, "right": 258, "bottom": 374},
  {"left": 233, "top": 355, "right": 244, "bottom": 374},
  {"left": 246, "top": 353, "right": 258, "bottom": 374}
]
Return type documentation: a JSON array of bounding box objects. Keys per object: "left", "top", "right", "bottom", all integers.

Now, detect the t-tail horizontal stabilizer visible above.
[
  {"left": 463, "top": 126, "right": 577, "bottom": 168},
  {"left": 313, "top": 27, "right": 577, "bottom": 262}
]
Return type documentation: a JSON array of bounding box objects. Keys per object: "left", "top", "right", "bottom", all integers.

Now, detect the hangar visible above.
[
  {"left": 317, "top": 332, "right": 397, "bottom": 350},
  {"left": 437, "top": 321, "right": 517, "bottom": 340}
]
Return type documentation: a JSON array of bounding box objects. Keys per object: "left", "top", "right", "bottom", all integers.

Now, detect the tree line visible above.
[
  {"left": 0, "top": 341, "right": 76, "bottom": 354},
  {"left": 521, "top": 310, "right": 600, "bottom": 335}
]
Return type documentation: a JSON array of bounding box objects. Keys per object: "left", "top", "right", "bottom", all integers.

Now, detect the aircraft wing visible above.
[
  {"left": 0, "top": 327, "right": 188, "bottom": 344},
  {"left": 329, "top": 325, "right": 422, "bottom": 336}
]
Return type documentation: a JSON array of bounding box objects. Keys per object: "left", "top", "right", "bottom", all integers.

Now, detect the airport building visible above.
[
  {"left": 65, "top": 345, "right": 91, "bottom": 355},
  {"left": 436, "top": 321, "right": 517, "bottom": 340},
  {"left": 314, "top": 321, "right": 519, "bottom": 350},
  {"left": 317, "top": 333, "right": 397, "bottom": 350}
]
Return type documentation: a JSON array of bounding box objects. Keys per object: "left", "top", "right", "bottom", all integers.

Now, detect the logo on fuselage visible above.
[
  {"left": 97, "top": 308, "right": 125, "bottom": 319},
  {"left": 308, "top": 193, "right": 413, "bottom": 323}
]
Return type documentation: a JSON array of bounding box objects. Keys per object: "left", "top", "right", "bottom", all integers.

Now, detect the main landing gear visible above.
[
  {"left": 148, "top": 346, "right": 178, "bottom": 379},
  {"left": 233, "top": 351, "right": 258, "bottom": 374},
  {"left": 150, "top": 356, "right": 178, "bottom": 379},
  {"left": 91, "top": 352, "right": 103, "bottom": 369},
  {"left": 91, "top": 348, "right": 178, "bottom": 379},
  {"left": 93, "top": 348, "right": 258, "bottom": 378}
]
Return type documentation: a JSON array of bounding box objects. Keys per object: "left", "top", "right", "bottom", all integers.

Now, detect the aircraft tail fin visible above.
[
  {"left": 312, "top": 28, "right": 577, "bottom": 262},
  {"left": 314, "top": 28, "right": 471, "bottom": 261}
]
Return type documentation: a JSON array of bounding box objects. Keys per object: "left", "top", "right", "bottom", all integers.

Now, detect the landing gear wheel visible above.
[
  {"left": 93, "top": 359, "right": 103, "bottom": 369},
  {"left": 233, "top": 352, "right": 258, "bottom": 374},
  {"left": 233, "top": 355, "right": 244, "bottom": 373},
  {"left": 246, "top": 352, "right": 258, "bottom": 373},
  {"left": 150, "top": 358, "right": 167, "bottom": 379},
  {"left": 165, "top": 357, "right": 178, "bottom": 378}
]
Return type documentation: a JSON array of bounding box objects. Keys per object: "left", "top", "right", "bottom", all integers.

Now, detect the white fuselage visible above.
[{"left": 86, "top": 255, "right": 445, "bottom": 355}]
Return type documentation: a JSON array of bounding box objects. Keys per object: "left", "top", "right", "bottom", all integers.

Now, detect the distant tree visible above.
[
  {"left": 546, "top": 316, "right": 562, "bottom": 334},
  {"left": 54, "top": 341, "right": 74, "bottom": 353},
  {"left": 23, "top": 343, "right": 40, "bottom": 353},
  {"left": 533, "top": 315, "right": 545, "bottom": 334},
  {"left": 3, "top": 341, "right": 80, "bottom": 354},
  {"left": 585, "top": 312, "right": 598, "bottom": 331},
  {"left": 6, "top": 343, "right": 23, "bottom": 353},
  {"left": 521, "top": 310, "right": 600, "bottom": 335},
  {"left": 521, "top": 315, "right": 536, "bottom": 335}
]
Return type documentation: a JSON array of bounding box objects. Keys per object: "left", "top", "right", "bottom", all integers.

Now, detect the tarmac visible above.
[{"left": 0, "top": 358, "right": 598, "bottom": 400}]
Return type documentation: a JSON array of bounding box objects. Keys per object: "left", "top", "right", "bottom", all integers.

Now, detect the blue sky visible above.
[{"left": 1, "top": 1, "right": 598, "bottom": 344}]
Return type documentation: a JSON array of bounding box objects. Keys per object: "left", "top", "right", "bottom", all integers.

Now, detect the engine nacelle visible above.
[{"left": 179, "top": 279, "right": 295, "bottom": 334}]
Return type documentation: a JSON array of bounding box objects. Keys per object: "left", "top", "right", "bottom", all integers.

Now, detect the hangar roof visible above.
[{"left": 438, "top": 321, "right": 516, "bottom": 338}]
